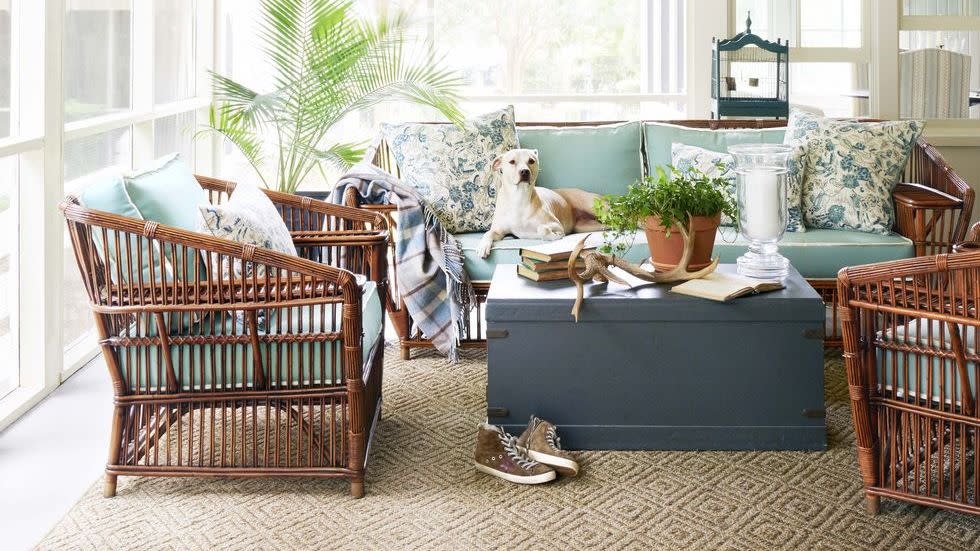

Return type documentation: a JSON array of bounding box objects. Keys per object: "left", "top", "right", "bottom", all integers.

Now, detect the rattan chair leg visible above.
[
  {"left": 104, "top": 474, "right": 118, "bottom": 498},
  {"left": 400, "top": 346, "right": 411, "bottom": 361},
  {"left": 865, "top": 495, "right": 880, "bottom": 515},
  {"left": 351, "top": 479, "right": 365, "bottom": 498}
]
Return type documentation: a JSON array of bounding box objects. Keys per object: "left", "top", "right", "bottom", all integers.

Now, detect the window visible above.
[
  {"left": 0, "top": 155, "right": 16, "bottom": 400},
  {"left": 900, "top": 0, "right": 980, "bottom": 119},
  {"left": 64, "top": 1, "right": 133, "bottom": 123},
  {"left": 731, "top": 0, "right": 869, "bottom": 117},
  {"left": 0, "top": 2, "right": 215, "bottom": 430}
]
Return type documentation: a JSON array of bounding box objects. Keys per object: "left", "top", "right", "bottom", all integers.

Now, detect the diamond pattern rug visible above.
[{"left": 37, "top": 347, "right": 980, "bottom": 550}]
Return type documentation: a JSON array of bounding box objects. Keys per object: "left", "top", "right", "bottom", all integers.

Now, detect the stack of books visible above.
[{"left": 517, "top": 239, "right": 592, "bottom": 282}]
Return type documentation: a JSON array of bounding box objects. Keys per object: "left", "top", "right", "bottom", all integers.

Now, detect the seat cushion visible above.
[
  {"left": 118, "top": 281, "right": 383, "bottom": 391},
  {"left": 456, "top": 228, "right": 913, "bottom": 281},
  {"left": 877, "top": 319, "right": 978, "bottom": 406},
  {"left": 713, "top": 228, "right": 914, "bottom": 279},
  {"left": 644, "top": 122, "right": 786, "bottom": 176},
  {"left": 517, "top": 122, "right": 643, "bottom": 197}
]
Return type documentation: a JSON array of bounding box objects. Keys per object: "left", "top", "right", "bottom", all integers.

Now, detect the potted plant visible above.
[
  {"left": 201, "top": 0, "right": 464, "bottom": 194},
  {"left": 594, "top": 165, "right": 736, "bottom": 271}
]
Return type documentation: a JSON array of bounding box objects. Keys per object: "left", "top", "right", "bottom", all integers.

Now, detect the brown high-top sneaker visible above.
[
  {"left": 517, "top": 415, "right": 580, "bottom": 477},
  {"left": 474, "top": 423, "right": 556, "bottom": 485}
]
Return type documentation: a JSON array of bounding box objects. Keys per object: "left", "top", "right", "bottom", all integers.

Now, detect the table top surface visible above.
[{"left": 488, "top": 263, "right": 819, "bottom": 304}]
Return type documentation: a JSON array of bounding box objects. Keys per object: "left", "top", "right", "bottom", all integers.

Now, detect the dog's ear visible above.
[{"left": 491, "top": 154, "right": 504, "bottom": 173}]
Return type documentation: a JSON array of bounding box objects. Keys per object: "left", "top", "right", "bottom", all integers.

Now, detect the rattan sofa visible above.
[
  {"left": 62, "top": 176, "right": 389, "bottom": 498},
  {"left": 838, "top": 221, "right": 980, "bottom": 516},
  {"left": 346, "top": 119, "right": 973, "bottom": 359}
]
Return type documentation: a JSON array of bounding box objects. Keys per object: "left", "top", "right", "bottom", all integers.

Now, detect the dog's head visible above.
[{"left": 492, "top": 148, "right": 539, "bottom": 188}]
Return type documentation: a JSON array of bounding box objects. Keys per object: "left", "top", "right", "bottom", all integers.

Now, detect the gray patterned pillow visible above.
[
  {"left": 382, "top": 106, "right": 519, "bottom": 233},
  {"left": 197, "top": 183, "right": 297, "bottom": 278},
  {"left": 670, "top": 143, "right": 807, "bottom": 232},
  {"left": 785, "top": 109, "right": 924, "bottom": 235}
]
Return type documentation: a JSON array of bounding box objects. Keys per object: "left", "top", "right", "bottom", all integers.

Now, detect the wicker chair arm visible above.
[{"left": 194, "top": 174, "right": 388, "bottom": 229}]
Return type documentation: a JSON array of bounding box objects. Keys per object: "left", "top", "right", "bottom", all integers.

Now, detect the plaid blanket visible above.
[{"left": 332, "top": 162, "right": 475, "bottom": 362}]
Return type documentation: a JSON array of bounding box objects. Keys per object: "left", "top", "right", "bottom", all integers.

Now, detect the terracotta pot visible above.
[{"left": 643, "top": 212, "right": 721, "bottom": 272}]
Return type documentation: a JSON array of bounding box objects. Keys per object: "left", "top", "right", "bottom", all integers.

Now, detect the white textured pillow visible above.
[
  {"left": 381, "top": 106, "right": 519, "bottom": 233},
  {"left": 670, "top": 143, "right": 807, "bottom": 232},
  {"left": 197, "top": 183, "right": 296, "bottom": 278}
]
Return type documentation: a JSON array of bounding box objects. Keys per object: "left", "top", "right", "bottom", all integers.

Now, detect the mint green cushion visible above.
[
  {"left": 124, "top": 153, "right": 208, "bottom": 281},
  {"left": 76, "top": 169, "right": 170, "bottom": 283},
  {"left": 124, "top": 153, "right": 208, "bottom": 231},
  {"left": 643, "top": 122, "right": 785, "bottom": 175},
  {"left": 517, "top": 122, "right": 643, "bottom": 196},
  {"left": 455, "top": 228, "right": 913, "bottom": 281},
  {"left": 878, "top": 319, "right": 977, "bottom": 406},
  {"left": 455, "top": 232, "right": 651, "bottom": 281},
  {"left": 118, "top": 281, "right": 383, "bottom": 391},
  {"left": 713, "top": 229, "right": 914, "bottom": 279}
]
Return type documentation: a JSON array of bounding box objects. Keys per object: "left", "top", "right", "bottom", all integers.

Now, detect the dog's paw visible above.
[
  {"left": 477, "top": 239, "right": 493, "bottom": 258},
  {"left": 540, "top": 226, "right": 565, "bottom": 241}
]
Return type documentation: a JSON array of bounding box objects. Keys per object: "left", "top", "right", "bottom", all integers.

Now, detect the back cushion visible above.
[
  {"left": 643, "top": 122, "right": 786, "bottom": 176},
  {"left": 517, "top": 121, "right": 643, "bottom": 196}
]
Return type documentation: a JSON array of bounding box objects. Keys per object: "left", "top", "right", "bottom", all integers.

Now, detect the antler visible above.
[{"left": 568, "top": 217, "right": 719, "bottom": 322}]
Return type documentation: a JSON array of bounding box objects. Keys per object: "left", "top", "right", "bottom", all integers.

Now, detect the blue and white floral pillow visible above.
[
  {"left": 670, "top": 143, "right": 807, "bottom": 232},
  {"left": 382, "top": 106, "right": 519, "bottom": 233},
  {"left": 784, "top": 109, "right": 924, "bottom": 235},
  {"left": 197, "top": 182, "right": 297, "bottom": 279}
]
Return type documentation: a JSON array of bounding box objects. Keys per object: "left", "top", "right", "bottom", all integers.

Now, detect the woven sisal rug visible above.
[{"left": 37, "top": 347, "right": 979, "bottom": 550}]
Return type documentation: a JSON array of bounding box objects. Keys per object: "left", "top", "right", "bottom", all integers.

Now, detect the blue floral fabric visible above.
[
  {"left": 381, "top": 106, "right": 519, "bottom": 233},
  {"left": 670, "top": 143, "right": 807, "bottom": 232},
  {"left": 197, "top": 182, "right": 297, "bottom": 279},
  {"left": 784, "top": 109, "right": 924, "bottom": 235}
]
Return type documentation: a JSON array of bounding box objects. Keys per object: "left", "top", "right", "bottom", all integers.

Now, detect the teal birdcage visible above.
[{"left": 712, "top": 13, "right": 789, "bottom": 119}]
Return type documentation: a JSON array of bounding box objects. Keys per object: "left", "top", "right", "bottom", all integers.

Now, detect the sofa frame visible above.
[
  {"left": 63, "top": 176, "right": 389, "bottom": 498},
  {"left": 346, "top": 120, "right": 974, "bottom": 359}
]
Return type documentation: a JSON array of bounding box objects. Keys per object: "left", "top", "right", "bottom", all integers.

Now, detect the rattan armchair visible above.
[
  {"left": 838, "top": 232, "right": 980, "bottom": 515},
  {"left": 62, "top": 176, "right": 389, "bottom": 498}
]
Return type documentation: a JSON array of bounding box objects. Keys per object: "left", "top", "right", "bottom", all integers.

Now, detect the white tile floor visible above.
[{"left": 0, "top": 359, "right": 110, "bottom": 551}]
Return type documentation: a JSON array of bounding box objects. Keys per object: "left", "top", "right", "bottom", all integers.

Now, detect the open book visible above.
[{"left": 670, "top": 272, "right": 784, "bottom": 302}]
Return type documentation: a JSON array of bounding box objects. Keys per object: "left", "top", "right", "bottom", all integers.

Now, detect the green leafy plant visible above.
[
  {"left": 594, "top": 165, "right": 736, "bottom": 254},
  {"left": 201, "top": 0, "right": 464, "bottom": 193}
]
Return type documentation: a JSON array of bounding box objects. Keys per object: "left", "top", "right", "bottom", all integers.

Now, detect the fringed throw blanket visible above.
[{"left": 332, "top": 163, "right": 475, "bottom": 362}]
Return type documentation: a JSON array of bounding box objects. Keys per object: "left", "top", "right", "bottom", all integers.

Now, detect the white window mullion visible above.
[{"left": 132, "top": 0, "right": 153, "bottom": 167}]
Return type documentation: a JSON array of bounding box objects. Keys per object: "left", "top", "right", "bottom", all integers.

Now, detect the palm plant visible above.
[{"left": 204, "top": 0, "right": 464, "bottom": 193}]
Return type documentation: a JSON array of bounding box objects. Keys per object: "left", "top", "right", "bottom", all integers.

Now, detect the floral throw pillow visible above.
[
  {"left": 670, "top": 143, "right": 807, "bottom": 232},
  {"left": 197, "top": 182, "right": 297, "bottom": 279},
  {"left": 785, "top": 109, "right": 924, "bottom": 235},
  {"left": 382, "top": 106, "right": 519, "bottom": 233}
]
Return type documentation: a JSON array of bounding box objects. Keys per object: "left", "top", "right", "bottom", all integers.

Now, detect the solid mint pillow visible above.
[
  {"left": 124, "top": 153, "right": 209, "bottom": 279},
  {"left": 644, "top": 122, "right": 785, "bottom": 175},
  {"left": 124, "top": 153, "right": 208, "bottom": 232},
  {"left": 382, "top": 105, "right": 519, "bottom": 233},
  {"left": 517, "top": 122, "right": 642, "bottom": 196},
  {"left": 785, "top": 109, "right": 924, "bottom": 235},
  {"left": 76, "top": 168, "right": 171, "bottom": 283}
]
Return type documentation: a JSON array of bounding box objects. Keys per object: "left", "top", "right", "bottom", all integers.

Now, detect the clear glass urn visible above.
[{"left": 727, "top": 143, "right": 793, "bottom": 280}]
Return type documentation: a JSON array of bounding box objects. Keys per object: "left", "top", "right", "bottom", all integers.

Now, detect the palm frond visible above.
[{"left": 197, "top": 104, "right": 269, "bottom": 187}]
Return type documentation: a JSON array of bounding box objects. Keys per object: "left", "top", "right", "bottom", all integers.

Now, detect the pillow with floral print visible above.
[
  {"left": 784, "top": 109, "right": 924, "bottom": 235},
  {"left": 197, "top": 182, "right": 297, "bottom": 279},
  {"left": 382, "top": 106, "right": 519, "bottom": 233},
  {"left": 670, "top": 143, "right": 807, "bottom": 232}
]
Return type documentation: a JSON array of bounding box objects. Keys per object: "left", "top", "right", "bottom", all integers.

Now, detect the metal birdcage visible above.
[{"left": 712, "top": 13, "right": 789, "bottom": 119}]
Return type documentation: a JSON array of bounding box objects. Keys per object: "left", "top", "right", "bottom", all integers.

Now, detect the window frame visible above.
[{"left": 0, "top": 0, "right": 219, "bottom": 431}]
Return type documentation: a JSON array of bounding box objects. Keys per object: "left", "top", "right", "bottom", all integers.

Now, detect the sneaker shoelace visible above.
[
  {"left": 498, "top": 429, "right": 540, "bottom": 470},
  {"left": 545, "top": 425, "right": 563, "bottom": 451}
]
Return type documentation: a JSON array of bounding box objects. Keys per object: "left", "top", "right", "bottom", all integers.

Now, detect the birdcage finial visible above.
[{"left": 746, "top": 11, "right": 752, "bottom": 34}]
